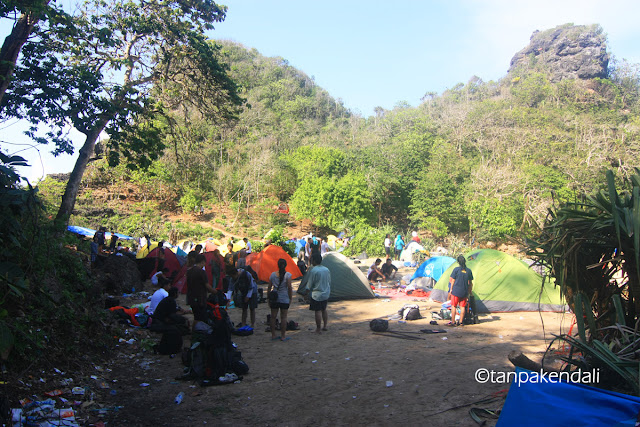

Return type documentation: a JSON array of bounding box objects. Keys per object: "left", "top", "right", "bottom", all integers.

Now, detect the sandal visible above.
[{"left": 447, "top": 321, "right": 456, "bottom": 326}]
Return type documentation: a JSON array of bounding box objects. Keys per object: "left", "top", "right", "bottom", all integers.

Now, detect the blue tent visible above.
[
  {"left": 497, "top": 368, "right": 640, "bottom": 426},
  {"left": 67, "top": 225, "right": 134, "bottom": 241},
  {"left": 410, "top": 256, "right": 455, "bottom": 282}
]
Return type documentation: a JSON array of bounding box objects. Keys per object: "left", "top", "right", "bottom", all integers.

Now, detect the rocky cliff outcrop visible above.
[{"left": 508, "top": 24, "right": 609, "bottom": 82}]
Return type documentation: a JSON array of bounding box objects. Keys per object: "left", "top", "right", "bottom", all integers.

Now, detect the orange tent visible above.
[{"left": 246, "top": 245, "right": 302, "bottom": 283}]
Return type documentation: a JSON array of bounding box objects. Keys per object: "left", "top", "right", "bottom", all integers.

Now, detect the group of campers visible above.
[{"left": 146, "top": 244, "right": 332, "bottom": 353}]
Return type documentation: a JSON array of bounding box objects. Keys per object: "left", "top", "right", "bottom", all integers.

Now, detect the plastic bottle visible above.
[{"left": 175, "top": 392, "right": 185, "bottom": 404}]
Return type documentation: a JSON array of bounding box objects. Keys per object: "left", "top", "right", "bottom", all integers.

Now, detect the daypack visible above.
[
  {"left": 398, "top": 304, "right": 422, "bottom": 321},
  {"left": 369, "top": 318, "right": 389, "bottom": 332}
]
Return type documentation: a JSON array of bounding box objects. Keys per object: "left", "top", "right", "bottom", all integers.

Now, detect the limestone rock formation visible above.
[{"left": 508, "top": 24, "right": 609, "bottom": 82}]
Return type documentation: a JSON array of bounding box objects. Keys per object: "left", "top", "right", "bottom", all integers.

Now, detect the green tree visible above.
[{"left": 3, "top": 0, "right": 243, "bottom": 225}]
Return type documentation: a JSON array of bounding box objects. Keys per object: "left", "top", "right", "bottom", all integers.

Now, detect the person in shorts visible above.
[
  {"left": 229, "top": 266, "right": 258, "bottom": 328},
  {"left": 268, "top": 258, "right": 293, "bottom": 341},
  {"left": 307, "top": 253, "right": 331, "bottom": 334},
  {"left": 448, "top": 255, "right": 474, "bottom": 326}
]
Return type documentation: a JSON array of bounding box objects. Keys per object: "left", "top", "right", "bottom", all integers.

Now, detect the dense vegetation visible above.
[{"left": 52, "top": 39, "right": 640, "bottom": 249}]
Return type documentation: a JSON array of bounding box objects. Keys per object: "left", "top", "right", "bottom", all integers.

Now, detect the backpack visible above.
[
  {"left": 398, "top": 304, "right": 421, "bottom": 321},
  {"left": 369, "top": 318, "right": 389, "bottom": 332}
]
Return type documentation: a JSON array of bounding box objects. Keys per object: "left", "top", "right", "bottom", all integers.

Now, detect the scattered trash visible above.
[
  {"left": 311, "top": 360, "right": 317, "bottom": 363},
  {"left": 345, "top": 357, "right": 351, "bottom": 361},
  {"left": 175, "top": 392, "right": 185, "bottom": 404},
  {"left": 386, "top": 381, "right": 393, "bottom": 387},
  {"left": 54, "top": 368, "right": 64, "bottom": 374},
  {"left": 398, "top": 320, "right": 406, "bottom": 324},
  {"left": 110, "top": 390, "right": 117, "bottom": 396},
  {"left": 315, "top": 351, "right": 319, "bottom": 354},
  {"left": 499, "top": 335, "right": 504, "bottom": 339},
  {"left": 71, "top": 387, "right": 85, "bottom": 395},
  {"left": 140, "top": 383, "right": 150, "bottom": 387},
  {"left": 382, "top": 299, "right": 391, "bottom": 302},
  {"left": 352, "top": 396, "right": 357, "bottom": 399},
  {"left": 44, "top": 389, "right": 63, "bottom": 397},
  {"left": 442, "top": 337, "right": 448, "bottom": 340},
  {"left": 384, "top": 404, "right": 389, "bottom": 408},
  {"left": 12, "top": 399, "right": 79, "bottom": 427},
  {"left": 90, "top": 375, "right": 98, "bottom": 380}
]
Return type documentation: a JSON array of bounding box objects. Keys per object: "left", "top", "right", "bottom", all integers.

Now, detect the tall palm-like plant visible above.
[
  {"left": 527, "top": 169, "right": 640, "bottom": 329},
  {"left": 526, "top": 169, "right": 640, "bottom": 394}
]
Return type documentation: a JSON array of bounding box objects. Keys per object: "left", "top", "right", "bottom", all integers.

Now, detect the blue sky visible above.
[{"left": 3, "top": 0, "right": 640, "bottom": 182}]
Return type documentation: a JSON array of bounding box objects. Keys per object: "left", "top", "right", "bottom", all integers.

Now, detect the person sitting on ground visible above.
[
  {"left": 148, "top": 277, "right": 171, "bottom": 316},
  {"left": 447, "top": 255, "right": 474, "bottom": 327},
  {"left": 367, "top": 258, "right": 385, "bottom": 282},
  {"left": 297, "top": 251, "right": 307, "bottom": 276},
  {"left": 381, "top": 258, "right": 398, "bottom": 280},
  {"left": 268, "top": 258, "right": 293, "bottom": 341},
  {"left": 243, "top": 237, "right": 252, "bottom": 254},
  {"left": 411, "top": 231, "right": 421, "bottom": 243},
  {"left": 151, "top": 268, "right": 170, "bottom": 287},
  {"left": 151, "top": 286, "right": 191, "bottom": 334},
  {"left": 228, "top": 266, "right": 258, "bottom": 329}
]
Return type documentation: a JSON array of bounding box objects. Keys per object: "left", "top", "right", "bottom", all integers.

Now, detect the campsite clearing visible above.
[{"left": 100, "top": 292, "right": 569, "bottom": 426}]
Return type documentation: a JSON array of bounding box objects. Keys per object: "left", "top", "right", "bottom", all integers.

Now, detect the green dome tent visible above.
[
  {"left": 431, "top": 249, "right": 565, "bottom": 313},
  {"left": 297, "top": 252, "right": 375, "bottom": 301}
]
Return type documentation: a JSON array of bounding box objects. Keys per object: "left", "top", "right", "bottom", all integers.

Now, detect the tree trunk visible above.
[
  {"left": 55, "top": 117, "right": 109, "bottom": 225},
  {"left": 0, "top": 10, "right": 40, "bottom": 106}
]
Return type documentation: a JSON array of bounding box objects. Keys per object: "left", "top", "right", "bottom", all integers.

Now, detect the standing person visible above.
[
  {"left": 297, "top": 251, "right": 307, "bottom": 276},
  {"left": 448, "top": 255, "right": 474, "bottom": 327},
  {"left": 394, "top": 234, "right": 405, "bottom": 261},
  {"left": 320, "top": 237, "right": 330, "bottom": 257},
  {"left": 210, "top": 249, "right": 225, "bottom": 291},
  {"left": 187, "top": 254, "right": 215, "bottom": 323},
  {"left": 224, "top": 242, "right": 235, "bottom": 267},
  {"left": 310, "top": 236, "right": 320, "bottom": 258},
  {"left": 304, "top": 237, "right": 312, "bottom": 266},
  {"left": 243, "top": 237, "right": 252, "bottom": 254},
  {"left": 306, "top": 253, "right": 331, "bottom": 334},
  {"left": 229, "top": 267, "right": 258, "bottom": 328},
  {"left": 384, "top": 234, "right": 392, "bottom": 259},
  {"left": 268, "top": 259, "right": 293, "bottom": 341}
]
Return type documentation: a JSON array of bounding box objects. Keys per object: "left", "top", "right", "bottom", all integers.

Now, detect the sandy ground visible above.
[{"left": 94, "top": 262, "right": 573, "bottom": 427}]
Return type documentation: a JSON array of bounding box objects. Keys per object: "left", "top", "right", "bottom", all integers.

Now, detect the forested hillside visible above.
[{"left": 41, "top": 24, "right": 640, "bottom": 246}]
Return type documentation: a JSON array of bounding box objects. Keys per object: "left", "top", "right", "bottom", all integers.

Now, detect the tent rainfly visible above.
[
  {"left": 431, "top": 249, "right": 565, "bottom": 313},
  {"left": 297, "top": 252, "right": 375, "bottom": 301}
]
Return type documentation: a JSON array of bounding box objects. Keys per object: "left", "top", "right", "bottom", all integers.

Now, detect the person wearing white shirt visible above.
[{"left": 148, "top": 278, "right": 170, "bottom": 315}]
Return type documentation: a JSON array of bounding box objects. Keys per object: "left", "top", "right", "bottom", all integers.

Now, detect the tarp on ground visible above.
[
  {"left": 67, "top": 225, "right": 134, "bottom": 241},
  {"left": 399, "top": 241, "right": 426, "bottom": 262},
  {"left": 245, "top": 245, "right": 302, "bottom": 283},
  {"left": 497, "top": 368, "right": 640, "bottom": 426},
  {"left": 431, "top": 249, "right": 565, "bottom": 313},
  {"left": 410, "top": 256, "right": 456, "bottom": 283},
  {"left": 297, "top": 252, "right": 375, "bottom": 301}
]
